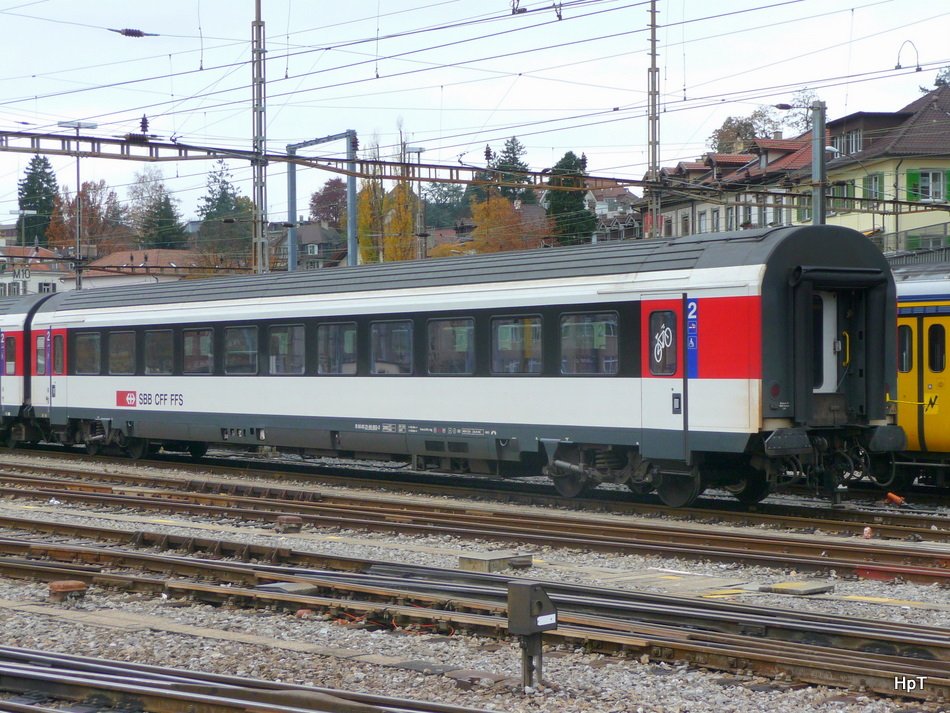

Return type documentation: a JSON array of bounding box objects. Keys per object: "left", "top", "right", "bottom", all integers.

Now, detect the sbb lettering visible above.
[{"left": 117, "top": 392, "right": 183, "bottom": 408}]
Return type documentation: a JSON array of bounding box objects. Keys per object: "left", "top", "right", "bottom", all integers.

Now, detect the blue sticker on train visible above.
[{"left": 686, "top": 298, "right": 698, "bottom": 379}]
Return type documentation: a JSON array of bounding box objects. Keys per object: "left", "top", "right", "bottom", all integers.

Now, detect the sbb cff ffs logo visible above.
[{"left": 116, "top": 391, "right": 137, "bottom": 407}]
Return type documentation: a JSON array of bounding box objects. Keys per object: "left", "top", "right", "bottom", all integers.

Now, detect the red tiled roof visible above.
[
  {"left": 705, "top": 153, "right": 755, "bottom": 165},
  {"left": 88, "top": 249, "right": 200, "bottom": 269},
  {"left": 750, "top": 138, "right": 808, "bottom": 152}
]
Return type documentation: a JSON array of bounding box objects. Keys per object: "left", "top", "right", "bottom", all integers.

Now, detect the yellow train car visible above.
[{"left": 891, "top": 265, "right": 950, "bottom": 488}]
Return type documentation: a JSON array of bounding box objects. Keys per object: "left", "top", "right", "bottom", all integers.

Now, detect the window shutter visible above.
[
  {"left": 945, "top": 171, "right": 950, "bottom": 201},
  {"left": 906, "top": 169, "right": 921, "bottom": 201}
]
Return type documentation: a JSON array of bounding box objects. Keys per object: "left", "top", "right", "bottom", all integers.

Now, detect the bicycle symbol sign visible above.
[{"left": 653, "top": 324, "right": 673, "bottom": 364}]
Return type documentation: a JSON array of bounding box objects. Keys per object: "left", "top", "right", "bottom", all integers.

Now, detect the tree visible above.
[
  {"left": 491, "top": 136, "right": 535, "bottom": 202},
  {"left": 422, "top": 182, "right": 466, "bottom": 227},
  {"left": 196, "top": 160, "right": 251, "bottom": 265},
  {"left": 356, "top": 140, "right": 386, "bottom": 264},
  {"left": 707, "top": 107, "right": 781, "bottom": 153},
  {"left": 545, "top": 151, "right": 596, "bottom": 246},
  {"left": 139, "top": 189, "right": 187, "bottom": 249},
  {"left": 383, "top": 182, "right": 416, "bottom": 261},
  {"left": 45, "top": 179, "right": 131, "bottom": 257},
  {"left": 16, "top": 155, "right": 58, "bottom": 248},
  {"left": 309, "top": 178, "right": 347, "bottom": 229},
  {"left": 128, "top": 166, "right": 169, "bottom": 237},
  {"left": 781, "top": 88, "right": 820, "bottom": 136},
  {"left": 925, "top": 66, "right": 950, "bottom": 92}
]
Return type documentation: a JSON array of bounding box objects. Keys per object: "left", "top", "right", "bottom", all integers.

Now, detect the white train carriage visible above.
[
  {"left": 17, "top": 225, "right": 903, "bottom": 507},
  {"left": 0, "top": 294, "right": 54, "bottom": 437}
]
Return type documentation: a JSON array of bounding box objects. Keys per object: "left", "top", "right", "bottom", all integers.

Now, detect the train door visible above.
[
  {"left": 640, "top": 294, "right": 687, "bottom": 461},
  {"left": 898, "top": 316, "right": 949, "bottom": 453},
  {"left": 796, "top": 285, "right": 878, "bottom": 427},
  {"left": 32, "top": 329, "right": 51, "bottom": 419},
  {"left": 49, "top": 329, "right": 66, "bottom": 424},
  {"left": 812, "top": 291, "right": 840, "bottom": 395}
]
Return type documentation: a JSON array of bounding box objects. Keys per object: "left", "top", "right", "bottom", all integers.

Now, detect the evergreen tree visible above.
[
  {"left": 16, "top": 155, "right": 58, "bottom": 248},
  {"left": 545, "top": 151, "right": 596, "bottom": 246},
  {"left": 140, "top": 190, "right": 187, "bottom": 249},
  {"left": 197, "top": 159, "right": 242, "bottom": 221},
  {"left": 128, "top": 166, "right": 168, "bottom": 237},
  {"left": 196, "top": 160, "right": 251, "bottom": 264},
  {"left": 491, "top": 137, "right": 535, "bottom": 202}
]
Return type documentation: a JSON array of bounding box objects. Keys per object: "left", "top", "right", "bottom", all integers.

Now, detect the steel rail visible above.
[
  {"left": 0, "top": 476, "right": 948, "bottom": 584},
  {"left": 1, "top": 453, "right": 947, "bottom": 538}
]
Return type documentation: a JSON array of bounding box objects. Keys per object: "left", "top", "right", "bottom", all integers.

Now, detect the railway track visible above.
[
  {"left": 0, "top": 646, "right": 494, "bottom": 713},
  {"left": 0, "top": 522, "right": 947, "bottom": 701},
  {"left": 4, "top": 448, "right": 947, "bottom": 540},
  {"left": 0, "top": 460, "right": 947, "bottom": 584}
]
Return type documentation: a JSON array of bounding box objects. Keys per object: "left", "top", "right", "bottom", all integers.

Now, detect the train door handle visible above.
[
  {"left": 51, "top": 384, "right": 56, "bottom": 397},
  {"left": 672, "top": 393, "right": 682, "bottom": 414}
]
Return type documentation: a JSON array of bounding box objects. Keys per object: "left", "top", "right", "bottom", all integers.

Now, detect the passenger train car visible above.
[
  {"left": 889, "top": 264, "right": 950, "bottom": 489},
  {"left": 0, "top": 225, "right": 904, "bottom": 507}
]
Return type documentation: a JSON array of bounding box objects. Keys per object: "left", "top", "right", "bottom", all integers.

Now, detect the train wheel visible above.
[
  {"left": 626, "top": 481, "right": 653, "bottom": 496},
  {"left": 4, "top": 431, "right": 16, "bottom": 450},
  {"left": 188, "top": 443, "right": 208, "bottom": 460},
  {"left": 85, "top": 441, "right": 101, "bottom": 456},
  {"left": 655, "top": 469, "right": 704, "bottom": 508},
  {"left": 125, "top": 438, "right": 149, "bottom": 460},
  {"left": 725, "top": 474, "right": 771, "bottom": 505},
  {"left": 551, "top": 472, "right": 591, "bottom": 498}
]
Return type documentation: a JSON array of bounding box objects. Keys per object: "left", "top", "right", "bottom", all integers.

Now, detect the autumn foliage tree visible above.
[
  {"left": 383, "top": 181, "right": 417, "bottom": 261},
  {"left": 309, "top": 177, "right": 347, "bottom": 229},
  {"left": 45, "top": 180, "right": 130, "bottom": 257},
  {"left": 356, "top": 176, "right": 385, "bottom": 264},
  {"left": 429, "top": 188, "right": 551, "bottom": 257}
]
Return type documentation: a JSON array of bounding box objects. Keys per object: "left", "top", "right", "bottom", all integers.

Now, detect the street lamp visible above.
[
  {"left": 8, "top": 209, "right": 37, "bottom": 247},
  {"left": 58, "top": 120, "right": 98, "bottom": 289}
]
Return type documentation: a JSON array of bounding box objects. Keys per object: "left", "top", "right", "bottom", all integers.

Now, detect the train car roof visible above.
[
  {"left": 892, "top": 262, "right": 950, "bottom": 297},
  {"left": 0, "top": 293, "right": 52, "bottom": 317},
  {"left": 37, "top": 224, "right": 885, "bottom": 313}
]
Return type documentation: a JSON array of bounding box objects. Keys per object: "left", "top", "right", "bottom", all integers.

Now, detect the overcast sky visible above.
[{"left": 1, "top": 0, "right": 947, "bottom": 223}]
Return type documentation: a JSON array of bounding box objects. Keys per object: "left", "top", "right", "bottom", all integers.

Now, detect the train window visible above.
[
  {"left": 34, "top": 334, "right": 46, "bottom": 376},
  {"left": 317, "top": 322, "right": 357, "bottom": 375},
  {"left": 183, "top": 328, "right": 214, "bottom": 374},
  {"left": 75, "top": 333, "right": 100, "bottom": 375},
  {"left": 145, "top": 330, "right": 173, "bottom": 375},
  {"left": 224, "top": 326, "right": 258, "bottom": 375},
  {"left": 898, "top": 325, "right": 913, "bottom": 373},
  {"left": 427, "top": 318, "right": 474, "bottom": 375},
  {"left": 4, "top": 336, "right": 15, "bottom": 375},
  {"left": 491, "top": 316, "right": 542, "bottom": 374},
  {"left": 371, "top": 321, "right": 413, "bottom": 375},
  {"left": 108, "top": 332, "right": 135, "bottom": 375},
  {"left": 53, "top": 335, "right": 64, "bottom": 375},
  {"left": 648, "top": 311, "right": 676, "bottom": 376},
  {"left": 928, "top": 324, "right": 946, "bottom": 373},
  {"left": 560, "top": 313, "right": 619, "bottom": 375},
  {"left": 269, "top": 324, "right": 305, "bottom": 375}
]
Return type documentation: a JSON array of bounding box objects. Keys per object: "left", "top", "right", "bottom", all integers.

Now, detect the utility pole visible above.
[
  {"left": 810, "top": 100, "right": 827, "bottom": 226},
  {"left": 646, "top": 0, "right": 661, "bottom": 238},
  {"left": 286, "top": 130, "right": 359, "bottom": 270},
  {"left": 251, "top": 0, "right": 268, "bottom": 273}
]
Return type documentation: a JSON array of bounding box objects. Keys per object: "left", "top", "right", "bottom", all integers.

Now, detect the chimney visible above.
[{"left": 772, "top": 130, "right": 783, "bottom": 140}]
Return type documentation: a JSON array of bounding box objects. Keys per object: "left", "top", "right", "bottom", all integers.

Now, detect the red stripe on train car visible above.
[{"left": 695, "top": 295, "right": 762, "bottom": 379}]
